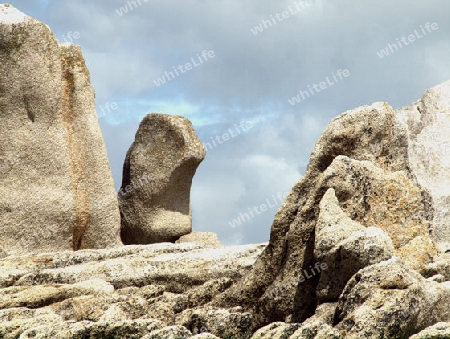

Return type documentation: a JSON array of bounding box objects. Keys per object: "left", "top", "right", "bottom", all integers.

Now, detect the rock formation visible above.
[
  {"left": 213, "top": 82, "right": 450, "bottom": 337},
  {"left": 333, "top": 258, "right": 450, "bottom": 338},
  {"left": 119, "top": 113, "right": 206, "bottom": 244},
  {"left": 0, "top": 241, "right": 265, "bottom": 338},
  {"left": 411, "top": 322, "right": 450, "bottom": 338},
  {"left": 396, "top": 81, "right": 450, "bottom": 252},
  {"left": 2, "top": 78, "right": 448, "bottom": 338},
  {"left": 1, "top": 77, "right": 450, "bottom": 338},
  {"left": 2, "top": 5, "right": 450, "bottom": 339},
  {"left": 0, "top": 4, "right": 121, "bottom": 256}
]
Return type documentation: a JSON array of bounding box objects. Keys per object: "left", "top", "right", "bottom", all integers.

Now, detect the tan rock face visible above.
[
  {"left": 119, "top": 113, "right": 206, "bottom": 244},
  {"left": 0, "top": 4, "right": 121, "bottom": 255},
  {"left": 0, "top": 242, "right": 265, "bottom": 338},
  {"left": 315, "top": 187, "right": 395, "bottom": 302},
  {"left": 216, "top": 99, "right": 441, "bottom": 330},
  {"left": 176, "top": 232, "right": 223, "bottom": 248},
  {"left": 334, "top": 258, "right": 450, "bottom": 339},
  {"left": 396, "top": 80, "right": 450, "bottom": 252},
  {"left": 318, "top": 156, "right": 436, "bottom": 271},
  {"left": 411, "top": 322, "right": 450, "bottom": 339}
]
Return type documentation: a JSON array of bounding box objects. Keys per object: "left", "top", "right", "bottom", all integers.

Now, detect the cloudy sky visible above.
[{"left": 10, "top": 0, "right": 450, "bottom": 245}]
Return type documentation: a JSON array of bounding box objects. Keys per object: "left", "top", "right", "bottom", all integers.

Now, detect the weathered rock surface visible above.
[
  {"left": 250, "top": 303, "right": 340, "bottom": 339},
  {"left": 250, "top": 322, "right": 302, "bottom": 339},
  {"left": 396, "top": 81, "right": 450, "bottom": 252},
  {"left": 178, "top": 306, "right": 254, "bottom": 339},
  {"left": 410, "top": 322, "right": 450, "bottom": 339},
  {"left": 176, "top": 232, "right": 223, "bottom": 248},
  {"left": 216, "top": 99, "right": 439, "bottom": 330},
  {"left": 0, "top": 4, "right": 121, "bottom": 255},
  {"left": 334, "top": 258, "right": 450, "bottom": 338},
  {"left": 0, "top": 242, "right": 265, "bottom": 338},
  {"left": 315, "top": 187, "right": 395, "bottom": 301},
  {"left": 119, "top": 113, "right": 206, "bottom": 245},
  {"left": 248, "top": 256, "right": 450, "bottom": 338},
  {"left": 2, "top": 6, "right": 450, "bottom": 336},
  {"left": 421, "top": 253, "right": 450, "bottom": 283}
]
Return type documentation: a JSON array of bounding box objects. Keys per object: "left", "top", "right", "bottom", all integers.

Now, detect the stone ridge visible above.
[{"left": 0, "top": 242, "right": 265, "bottom": 338}]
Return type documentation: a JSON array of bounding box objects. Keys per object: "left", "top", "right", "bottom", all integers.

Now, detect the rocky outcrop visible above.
[
  {"left": 2, "top": 5, "right": 450, "bottom": 338},
  {"left": 248, "top": 259, "right": 450, "bottom": 339},
  {"left": 176, "top": 232, "right": 223, "bottom": 248},
  {"left": 1, "top": 79, "right": 450, "bottom": 338},
  {"left": 119, "top": 113, "right": 206, "bottom": 245},
  {"left": 250, "top": 303, "right": 339, "bottom": 339},
  {"left": 334, "top": 259, "right": 450, "bottom": 338},
  {"left": 410, "top": 322, "right": 450, "bottom": 339},
  {"left": 0, "top": 4, "right": 121, "bottom": 255},
  {"left": 216, "top": 99, "right": 439, "bottom": 329},
  {"left": 396, "top": 81, "right": 450, "bottom": 252},
  {"left": 0, "top": 242, "right": 265, "bottom": 338},
  {"left": 314, "top": 188, "right": 395, "bottom": 301},
  {"left": 334, "top": 258, "right": 450, "bottom": 338},
  {"left": 178, "top": 307, "right": 253, "bottom": 339}
]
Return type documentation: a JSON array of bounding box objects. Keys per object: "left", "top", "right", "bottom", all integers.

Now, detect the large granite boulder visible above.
[
  {"left": 410, "top": 322, "right": 450, "bottom": 339},
  {"left": 216, "top": 84, "right": 448, "bottom": 331},
  {"left": 396, "top": 81, "right": 450, "bottom": 252},
  {"left": 119, "top": 113, "right": 206, "bottom": 244},
  {"left": 314, "top": 187, "right": 395, "bottom": 302},
  {"left": 334, "top": 258, "right": 450, "bottom": 338},
  {"left": 0, "top": 4, "right": 121, "bottom": 255}
]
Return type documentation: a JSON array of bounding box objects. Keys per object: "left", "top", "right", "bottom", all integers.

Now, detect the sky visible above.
[{"left": 8, "top": 0, "right": 450, "bottom": 245}]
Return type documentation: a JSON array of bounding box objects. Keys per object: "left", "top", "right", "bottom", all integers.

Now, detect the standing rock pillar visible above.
[{"left": 119, "top": 113, "right": 205, "bottom": 244}]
